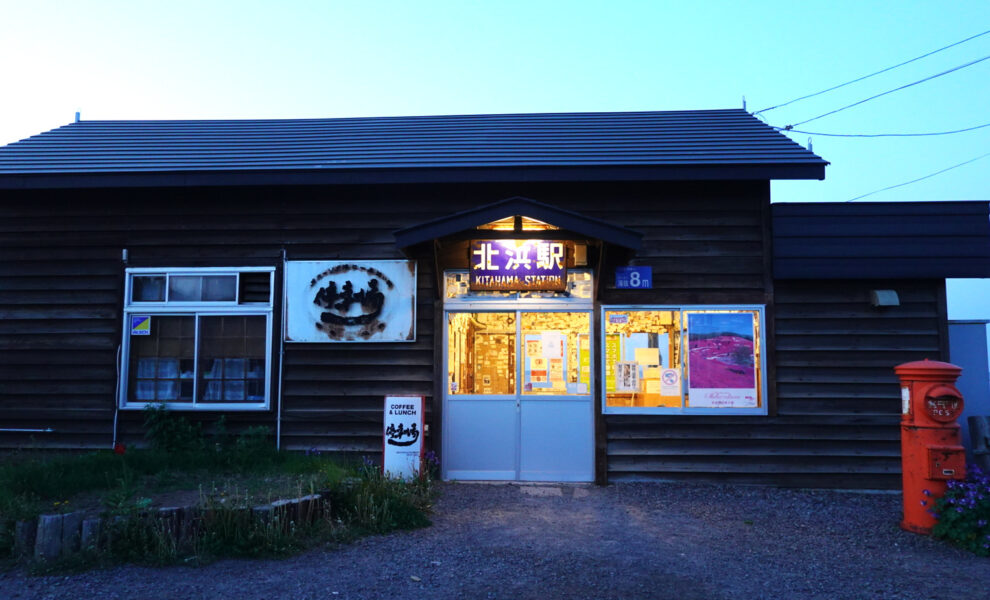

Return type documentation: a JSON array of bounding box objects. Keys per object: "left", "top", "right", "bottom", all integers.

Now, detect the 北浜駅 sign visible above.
[{"left": 469, "top": 239, "right": 566, "bottom": 291}]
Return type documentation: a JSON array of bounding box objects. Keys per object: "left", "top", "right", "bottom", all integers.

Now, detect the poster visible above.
[
  {"left": 615, "top": 361, "right": 639, "bottom": 392},
  {"left": 661, "top": 368, "right": 681, "bottom": 396},
  {"left": 285, "top": 260, "right": 416, "bottom": 343},
  {"left": 383, "top": 395, "right": 424, "bottom": 479},
  {"left": 542, "top": 332, "right": 563, "bottom": 358},
  {"left": 549, "top": 358, "right": 564, "bottom": 384},
  {"left": 530, "top": 357, "right": 548, "bottom": 383},
  {"left": 686, "top": 312, "right": 757, "bottom": 408},
  {"left": 605, "top": 334, "right": 620, "bottom": 392},
  {"left": 579, "top": 334, "right": 591, "bottom": 385}
]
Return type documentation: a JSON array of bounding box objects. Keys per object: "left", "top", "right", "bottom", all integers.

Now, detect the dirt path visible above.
[{"left": 3, "top": 482, "right": 988, "bottom": 600}]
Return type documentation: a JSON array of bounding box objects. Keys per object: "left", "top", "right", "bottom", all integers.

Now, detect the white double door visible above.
[{"left": 443, "top": 308, "right": 594, "bottom": 482}]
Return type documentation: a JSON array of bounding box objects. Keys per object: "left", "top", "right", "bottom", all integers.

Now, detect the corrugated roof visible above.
[{"left": 0, "top": 109, "right": 827, "bottom": 188}]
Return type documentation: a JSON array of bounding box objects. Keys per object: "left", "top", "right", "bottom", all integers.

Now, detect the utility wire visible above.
[
  {"left": 775, "top": 121, "right": 990, "bottom": 138},
  {"left": 846, "top": 150, "right": 990, "bottom": 202},
  {"left": 784, "top": 53, "right": 990, "bottom": 129},
  {"left": 755, "top": 28, "right": 990, "bottom": 115}
]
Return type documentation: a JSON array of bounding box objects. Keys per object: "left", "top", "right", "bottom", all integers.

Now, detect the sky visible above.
[{"left": 1, "top": 0, "right": 988, "bottom": 316}]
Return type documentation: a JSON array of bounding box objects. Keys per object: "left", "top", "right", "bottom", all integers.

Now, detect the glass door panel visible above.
[
  {"left": 447, "top": 312, "right": 516, "bottom": 396},
  {"left": 444, "top": 309, "right": 593, "bottom": 482},
  {"left": 520, "top": 312, "right": 592, "bottom": 395}
]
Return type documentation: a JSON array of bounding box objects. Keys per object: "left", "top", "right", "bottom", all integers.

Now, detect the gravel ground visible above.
[{"left": 2, "top": 481, "right": 988, "bottom": 600}]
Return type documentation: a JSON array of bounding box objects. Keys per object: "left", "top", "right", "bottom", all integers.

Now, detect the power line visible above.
[
  {"left": 774, "top": 121, "right": 990, "bottom": 138},
  {"left": 754, "top": 28, "right": 990, "bottom": 115},
  {"left": 846, "top": 150, "right": 990, "bottom": 202},
  {"left": 785, "top": 53, "right": 990, "bottom": 128}
]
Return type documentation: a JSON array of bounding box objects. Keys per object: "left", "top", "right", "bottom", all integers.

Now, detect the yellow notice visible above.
[{"left": 634, "top": 347, "right": 660, "bottom": 366}]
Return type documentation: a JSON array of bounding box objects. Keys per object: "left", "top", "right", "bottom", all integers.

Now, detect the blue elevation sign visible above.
[{"left": 615, "top": 266, "right": 652, "bottom": 289}]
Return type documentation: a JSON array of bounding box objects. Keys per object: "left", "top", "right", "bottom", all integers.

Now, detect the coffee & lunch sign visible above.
[{"left": 469, "top": 239, "right": 567, "bottom": 292}]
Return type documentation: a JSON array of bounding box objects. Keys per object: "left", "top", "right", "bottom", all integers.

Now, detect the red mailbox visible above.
[{"left": 894, "top": 359, "right": 966, "bottom": 534}]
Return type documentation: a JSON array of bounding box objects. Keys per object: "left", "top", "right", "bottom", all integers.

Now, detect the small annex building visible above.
[{"left": 1, "top": 109, "right": 988, "bottom": 488}]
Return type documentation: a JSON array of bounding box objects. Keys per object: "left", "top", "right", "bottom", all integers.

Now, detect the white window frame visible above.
[
  {"left": 120, "top": 266, "right": 275, "bottom": 411},
  {"left": 601, "top": 304, "right": 768, "bottom": 416}
]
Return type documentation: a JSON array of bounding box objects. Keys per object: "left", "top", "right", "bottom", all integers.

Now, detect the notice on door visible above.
[{"left": 383, "top": 395, "right": 424, "bottom": 479}]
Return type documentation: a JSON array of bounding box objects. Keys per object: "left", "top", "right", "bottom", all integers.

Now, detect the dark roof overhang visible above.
[
  {"left": 394, "top": 196, "right": 643, "bottom": 251},
  {"left": 772, "top": 200, "right": 990, "bottom": 279},
  {"left": 0, "top": 162, "right": 825, "bottom": 190}
]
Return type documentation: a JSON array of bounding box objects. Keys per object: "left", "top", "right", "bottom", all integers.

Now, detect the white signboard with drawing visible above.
[
  {"left": 383, "top": 395, "right": 424, "bottom": 479},
  {"left": 285, "top": 260, "right": 416, "bottom": 343}
]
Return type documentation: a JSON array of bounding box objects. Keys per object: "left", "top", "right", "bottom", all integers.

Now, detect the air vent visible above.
[{"left": 239, "top": 272, "right": 272, "bottom": 304}]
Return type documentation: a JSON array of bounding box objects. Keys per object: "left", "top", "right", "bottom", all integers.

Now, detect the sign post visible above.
[{"left": 383, "top": 395, "right": 425, "bottom": 479}]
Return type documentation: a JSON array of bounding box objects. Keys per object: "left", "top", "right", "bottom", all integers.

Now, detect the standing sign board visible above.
[{"left": 383, "top": 395, "right": 425, "bottom": 479}]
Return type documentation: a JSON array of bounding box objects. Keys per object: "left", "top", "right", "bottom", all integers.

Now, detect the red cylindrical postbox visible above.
[{"left": 894, "top": 359, "right": 967, "bottom": 534}]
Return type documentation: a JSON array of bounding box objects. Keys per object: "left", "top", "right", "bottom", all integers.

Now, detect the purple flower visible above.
[
  {"left": 920, "top": 500, "right": 928, "bottom": 506},
  {"left": 922, "top": 489, "right": 931, "bottom": 497}
]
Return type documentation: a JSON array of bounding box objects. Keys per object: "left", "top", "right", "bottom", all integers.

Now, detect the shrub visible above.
[
  {"left": 143, "top": 404, "right": 207, "bottom": 453},
  {"left": 931, "top": 464, "right": 990, "bottom": 556}
]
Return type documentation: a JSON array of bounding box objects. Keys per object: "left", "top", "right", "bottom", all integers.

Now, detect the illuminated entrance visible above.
[
  {"left": 393, "top": 197, "right": 644, "bottom": 482},
  {"left": 442, "top": 272, "right": 595, "bottom": 481}
]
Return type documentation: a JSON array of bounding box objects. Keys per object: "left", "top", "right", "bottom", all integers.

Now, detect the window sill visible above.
[{"left": 121, "top": 402, "right": 269, "bottom": 412}]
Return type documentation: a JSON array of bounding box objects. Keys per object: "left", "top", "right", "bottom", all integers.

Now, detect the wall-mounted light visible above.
[
  {"left": 871, "top": 289, "right": 900, "bottom": 307},
  {"left": 574, "top": 243, "right": 588, "bottom": 266}
]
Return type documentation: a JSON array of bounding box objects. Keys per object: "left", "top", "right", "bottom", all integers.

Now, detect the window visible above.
[
  {"left": 602, "top": 306, "right": 766, "bottom": 415},
  {"left": 120, "top": 267, "right": 274, "bottom": 410}
]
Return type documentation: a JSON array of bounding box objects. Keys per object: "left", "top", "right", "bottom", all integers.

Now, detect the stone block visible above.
[
  {"left": 34, "top": 514, "right": 63, "bottom": 560},
  {"left": 298, "top": 494, "right": 322, "bottom": 523},
  {"left": 252, "top": 504, "right": 274, "bottom": 523},
  {"left": 178, "top": 507, "right": 199, "bottom": 543},
  {"left": 14, "top": 519, "right": 37, "bottom": 557},
  {"left": 61, "top": 511, "right": 84, "bottom": 554},
  {"left": 80, "top": 518, "right": 101, "bottom": 551},
  {"left": 158, "top": 507, "right": 180, "bottom": 541}
]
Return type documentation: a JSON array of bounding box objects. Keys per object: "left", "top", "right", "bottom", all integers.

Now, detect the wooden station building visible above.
[{"left": 1, "top": 109, "right": 988, "bottom": 488}]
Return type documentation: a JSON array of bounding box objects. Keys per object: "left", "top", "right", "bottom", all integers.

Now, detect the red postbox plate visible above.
[
  {"left": 927, "top": 446, "right": 965, "bottom": 480},
  {"left": 924, "top": 386, "right": 963, "bottom": 423}
]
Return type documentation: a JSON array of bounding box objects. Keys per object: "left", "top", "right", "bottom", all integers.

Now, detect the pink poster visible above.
[{"left": 687, "top": 313, "right": 757, "bottom": 408}]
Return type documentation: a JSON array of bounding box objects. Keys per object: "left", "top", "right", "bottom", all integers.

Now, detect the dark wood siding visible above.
[
  {"left": 0, "top": 185, "right": 438, "bottom": 453},
  {"left": 1, "top": 180, "right": 951, "bottom": 489},
  {"left": 0, "top": 179, "right": 769, "bottom": 455},
  {"left": 606, "top": 279, "right": 945, "bottom": 488}
]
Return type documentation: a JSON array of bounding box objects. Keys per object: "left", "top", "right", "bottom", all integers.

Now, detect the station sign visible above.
[{"left": 470, "top": 239, "right": 567, "bottom": 291}]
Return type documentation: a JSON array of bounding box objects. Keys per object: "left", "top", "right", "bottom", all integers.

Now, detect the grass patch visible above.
[{"left": 0, "top": 406, "right": 438, "bottom": 570}]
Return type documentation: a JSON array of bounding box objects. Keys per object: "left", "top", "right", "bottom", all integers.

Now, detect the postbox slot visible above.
[{"left": 927, "top": 446, "right": 965, "bottom": 480}]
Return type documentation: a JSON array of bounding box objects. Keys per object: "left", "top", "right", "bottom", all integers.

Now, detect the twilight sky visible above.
[{"left": 2, "top": 1, "right": 988, "bottom": 315}]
